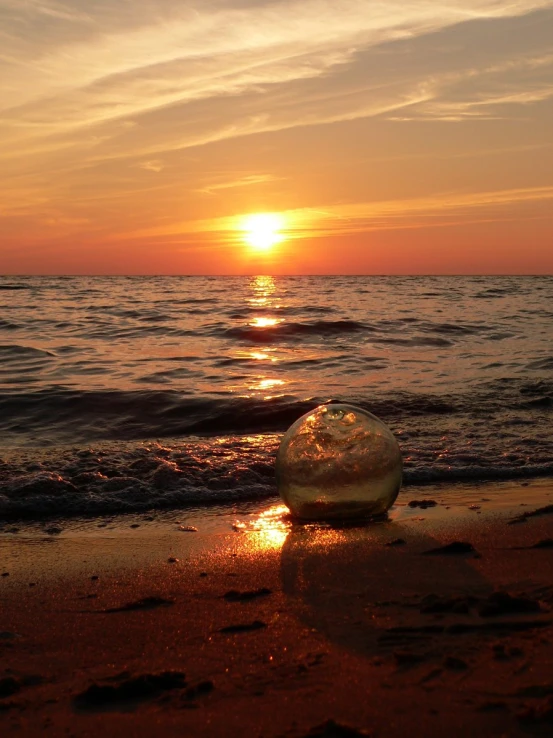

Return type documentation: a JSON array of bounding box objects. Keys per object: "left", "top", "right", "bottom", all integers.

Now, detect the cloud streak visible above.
[
  {"left": 1, "top": 1, "right": 552, "bottom": 273},
  {"left": 118, "top": 184, "right": 553, "bottom": 243}
]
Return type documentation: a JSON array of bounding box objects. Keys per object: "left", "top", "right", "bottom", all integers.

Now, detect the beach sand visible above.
[{"left": 1, "top": 480, "right": 552, "bottom": 737}]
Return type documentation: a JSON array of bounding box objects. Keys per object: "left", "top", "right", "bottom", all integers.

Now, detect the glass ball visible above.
[{"left": 276, "top": 403, "right": 402, "bottom": 520}]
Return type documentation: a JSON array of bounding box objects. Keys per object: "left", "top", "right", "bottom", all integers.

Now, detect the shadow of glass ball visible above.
[{"left": 276, "top": 404, "right": 402, "bottom": 520}]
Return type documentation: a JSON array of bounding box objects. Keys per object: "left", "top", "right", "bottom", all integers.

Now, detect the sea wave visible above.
[
  {"left": 1, "top": 275, "right": 552, "bottom": 520},
  {"left": 0, "top": 380, "right": 551, "bottom": 447},
  {"left": 221, "top": 319, "right": 369, "bottom": 342},
  {"left": 1, "top": 433, "right": 552, "bottom": 521}
]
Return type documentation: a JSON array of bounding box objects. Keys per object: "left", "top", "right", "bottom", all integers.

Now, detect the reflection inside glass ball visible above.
[{"left": 276, "top": 403, "right": 402, "bottom": 520}]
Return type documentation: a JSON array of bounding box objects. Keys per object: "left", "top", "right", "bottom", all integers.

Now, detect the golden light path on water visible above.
[
  {"left": 247, "top": 274, "right": 278, "bottom": 306},
  {"left": 226, "top": 274, "right": 291, "bottom": 400},
  {"left": 253, "top": 378, "right": 285, "bottom": 391},
  {"left": 250, "top": 316, "right": 281, "bottom": 328}
]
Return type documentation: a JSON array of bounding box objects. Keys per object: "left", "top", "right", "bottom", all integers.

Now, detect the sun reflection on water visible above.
[
  {"left": 233, "top": 348, "right": 279, "bottom": 363},
  {"left": 228, "top": 276, "right": 289, "bottom": 398},
  {"left": 253, "top": 378, "right": 285, "bottom": 391},
  {"left": 248, "top": 275, "right": 277, "bottom": 307},
  {"left": 250, "top": 316, "right": 282, "bottom": 328},
  {"left": 249, "top": 351, "right": 274, "bottom": 362}
]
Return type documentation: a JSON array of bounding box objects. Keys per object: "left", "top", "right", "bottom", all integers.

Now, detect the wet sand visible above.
[{"left": 1, "top": 480, "right": 552, "bottom": 737}]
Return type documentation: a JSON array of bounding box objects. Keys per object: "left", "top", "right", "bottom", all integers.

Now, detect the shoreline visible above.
[
  {"left": 1, "top": 479, "right": 552, "bottom": 736},
  {"left": 3, "top": 428, "right": 553, "bottom": 521}
]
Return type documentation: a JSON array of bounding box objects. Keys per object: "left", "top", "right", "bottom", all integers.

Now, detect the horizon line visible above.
[{"left": 1, "top": 273, "right": 552, "bottom": 279}]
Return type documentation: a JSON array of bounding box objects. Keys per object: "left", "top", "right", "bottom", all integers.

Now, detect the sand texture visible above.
[{"left": 1, "top": 481, "right": 552, "bottom": 737}]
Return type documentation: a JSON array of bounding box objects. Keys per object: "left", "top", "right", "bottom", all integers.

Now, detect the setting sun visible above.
[{"left": 241, "top": 213, "right": 284, "bottom": 252}]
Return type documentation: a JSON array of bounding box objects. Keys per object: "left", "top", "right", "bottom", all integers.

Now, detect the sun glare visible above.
[{"left": 241, "top": 213, "right": 284, "bottom": 252}]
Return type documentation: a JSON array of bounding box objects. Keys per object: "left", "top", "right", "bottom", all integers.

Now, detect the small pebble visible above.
[
  {"left": 443, "top": 656, "right": 468, "bottom": 670},
  {"left": 408, "top": 499, "right": 438, "bottom": 509},
  {"left": 179, "top": 526, "right": 198, "bottom": 532}
]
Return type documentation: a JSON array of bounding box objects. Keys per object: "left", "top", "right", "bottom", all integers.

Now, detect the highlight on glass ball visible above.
[{"left": 276, "top": 403, "right": 402, "bottom": 521}]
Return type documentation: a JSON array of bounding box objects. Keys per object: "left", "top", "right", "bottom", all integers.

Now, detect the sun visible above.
[{"left": 241, "top": 213, "right": 284, "bottom": 252}]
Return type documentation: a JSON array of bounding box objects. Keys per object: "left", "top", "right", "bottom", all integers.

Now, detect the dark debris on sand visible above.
[
  {"left": 223, "top": 587, "right": 272, "bottom": 602},
  {"left": 0, "top": 678, "right": 21, "bottom": 699},
  {"left": 0, "top": 674, "right": 44, "bottom": 699},
  {"left": 514, "top": 538, "right": 553, "bottom": 550},
  {"left": 300, "top": 719, "right": 372, "bottom": 737},
  {"left": 419, "top": 591, "right": 543, "bottom": 617},
  {"left": 478, "top": 591, "right": 543, "bottom": 617},
  {"left": 422, "top": 541, "right": 476, "bottom": 555},
  {"left": 516, "top": 683, "right": 553, "bottom": 699},
  {"left": 393, "top": 651, "right": 426, "bottom": 666},
  {"left": 101, "top": 596, "right": 175, "bottom": 613},
  {"left": 443, "top": 656, "right": 468, "bottom": 670},
  {"left": 408, "top": 500, "right": 438, "bottom": 509},
  {"left": 219, "top": 620, "right": 267, "bottom": 634},
  {"left": 445, "top": 620, "right": 551, "bottom": 634},
  {"left": 517, "top": 697, "right": 553, "bottom": 725},
  {"left": 509, "top": 504, "right": 553, "bottom": 525},
  {"left": 0, "top": 631, "right": 20, "bottom": 639},
  {"left": 73, "top": 671, "right": 188, "bottom": 710},
  {"left": 182, "top": 680, "right": 214, "bottom": 701},
  {"left": 420, "top": 594, "right": 477, "bottom": 614}
]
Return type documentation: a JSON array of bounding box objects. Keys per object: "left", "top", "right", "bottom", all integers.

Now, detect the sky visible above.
[{"left": 1, "top": 0, "right": 552, "bottom": 274}]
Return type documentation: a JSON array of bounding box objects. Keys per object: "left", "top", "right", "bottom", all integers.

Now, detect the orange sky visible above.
[{"left": 1, "top": 1, "right": 552, "bottom": 274}]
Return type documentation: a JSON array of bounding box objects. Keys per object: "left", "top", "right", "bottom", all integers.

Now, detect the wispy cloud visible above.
[
  {"left": 1, "top": 0, "right": 553, "bottom": 270},
  {"left": 116, "top": 185, "right": 553, "bottom": 243},
  {"left": 2, "top": 2, "right": 552, "bottom": 135},
  {"left": 138, "top": 159, "right": 164, "bottom": 173},
  {"left": 197, "top": 174, "right": 282, "bottom": 194}
]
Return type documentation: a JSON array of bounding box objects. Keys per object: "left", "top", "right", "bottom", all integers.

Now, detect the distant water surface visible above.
[{"left": 0, "top": 275, "right": 551, "bottom": 519}]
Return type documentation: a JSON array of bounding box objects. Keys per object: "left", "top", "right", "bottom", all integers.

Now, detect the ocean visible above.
[{"left": 0, "top": 275, "right": 552, "bottom": 520}]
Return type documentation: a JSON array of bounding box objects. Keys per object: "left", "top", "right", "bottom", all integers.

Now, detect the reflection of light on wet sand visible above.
[
  {"left": 233, "top": 504, "right": 290, "bottom": 551},
  {"left": 232, "top": 505, "right": 372, "bottom": 554}
]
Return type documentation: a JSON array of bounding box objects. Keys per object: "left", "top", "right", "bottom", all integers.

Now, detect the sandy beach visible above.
[
  {"left": 2, "top": 0, "right": 553, "bottom": 732},
  {"left": 1, "top": 480, "right": 552, "bottom": 737}
]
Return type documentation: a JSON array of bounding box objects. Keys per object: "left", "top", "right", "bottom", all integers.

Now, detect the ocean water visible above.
[{"left": 0, "top": 275, "right": 552, "bottom": 519}]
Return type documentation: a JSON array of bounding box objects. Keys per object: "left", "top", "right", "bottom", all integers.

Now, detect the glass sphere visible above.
[{"left": 276, "top": 404, "right": 402, "bottom": 520}]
